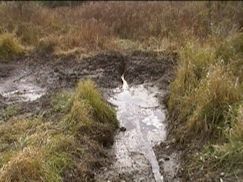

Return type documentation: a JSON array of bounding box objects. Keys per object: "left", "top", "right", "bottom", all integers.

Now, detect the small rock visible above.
[
  {"left": 164, "top": 156, "right": 170, "bottom": 161},
  {"left": 159, "top": 156, "right": 170, "bottom": 162},
  {"left": 171, "top": 138, "right": 176, "bottom": 143},
  {"left": 220, "top": 172, "right": 225, "bottom": 177},
  {"left": 54, "top": 68, "right": 59, "bottom": 72},
  {"left": 120, "top": 126, "right": 126, "bottom": 132}
]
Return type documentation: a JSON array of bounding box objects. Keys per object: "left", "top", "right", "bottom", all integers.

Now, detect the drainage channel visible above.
[{"left": 96, "top": 74, "right": 167, "bottom": 181}]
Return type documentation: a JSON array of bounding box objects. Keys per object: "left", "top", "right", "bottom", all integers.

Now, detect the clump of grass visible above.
[
  {"left": 196, "top": 106, "right": 243, "bottom": 178},
  {"left": 169, "top": 38, "right": 242, "bottom": 141},
  {"left": 169, "top": 33, "right": 243, "bottom": 179},
  {"left": 51, "top": 91, "right": 73, "bottom": 113},
  {"left": 0, "top": 80, "right": 117, "bottom": 181},
  {"left": 216, "top": 33, "right": 243, "bottom": 62},
  {"left": 61, "top": 80, "right": 118, "bottom": 148},
  {"left": 64, "top": 99, "right": 93, "bottom": 131},
  {"left": 169, "top": 41, "right": 216, "bottom": 99},
  {"left": 0, "top": 146, "right": 73, "bottom": 182},
  {"left": 36, "top": 37, "right": 58, "bottom": 54},
  {"left": 187, "top": 64, "right": 241, "bottom": 137},
  {"left": 0, "top": 104, "right": 20, "bottom": 121},
  {"left": 231, "top": 106, "right": 243, "bottom": 141},
  {"left": 168, "top": 42, "right": 217, "bottom": 131},
  {"left": 0, "top": 148, "right": 45, "bottom": 182},
  {"left": 0, "top": 33, "right": 24, "bottom": 60},
  {"left": 168, "top": 34, "right": 242, "bottom": 144},
  {"left": 73, "top": 80, "right": 117, "bottom": 127},
  {"left": 16, "top": 23, "right": 41, "bottom": 46},
  {"left": 216, "top": 33, "right": 243, "bottom": 82}
]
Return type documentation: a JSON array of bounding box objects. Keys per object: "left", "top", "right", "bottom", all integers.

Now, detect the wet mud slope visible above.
[
  {"left": 0, "top": 53, "right": 125, "bottom": 113},
  {"left": 0, "top": 51, "right": 177, "bottom": 182}
]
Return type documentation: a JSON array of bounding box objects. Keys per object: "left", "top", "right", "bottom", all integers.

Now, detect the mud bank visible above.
[
  {"left": 0, "top": 51, "right": 178, "bottom": 181},
  {"left": 0, "top": 51, "right": 176, "bottom": 108}
]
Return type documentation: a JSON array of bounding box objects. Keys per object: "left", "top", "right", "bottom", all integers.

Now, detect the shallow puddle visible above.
[
  {"left": 100, "top": 75, "right": 167, "bottom": 181},
  {"left": 0, "top": 69, "right": 46, "bottom": 103}
]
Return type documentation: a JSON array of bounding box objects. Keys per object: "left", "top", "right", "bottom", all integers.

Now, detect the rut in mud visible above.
[
  {"left": 94, "top": 52, "right": 179, "bottom": 182},
  {"left": 96, "top": 75, "right": 166, "bottom": 182},
  {"left": 0, "top": 51, "right": 178, "bottom": 181}
]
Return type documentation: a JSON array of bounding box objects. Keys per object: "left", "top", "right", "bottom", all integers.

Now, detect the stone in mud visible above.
[
  {"left": 119, "top": 126, "right": 126, "bottom": 132},
  {"left": 164, "top": 156, "right": 170, "bottom": 161}
]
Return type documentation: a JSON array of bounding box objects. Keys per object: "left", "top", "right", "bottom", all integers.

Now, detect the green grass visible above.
[
  {"left": 0, "top": 80, "right": 117, "bottom": 182},
  {"left": 51, "top": 90, "right": 73, "bottom": 113},
  {"left": 208, "top": 106, "right": 243, "bottom": 170},
  {"left": 73, "top": 80, "right": 117, "bottom": 126},
  {"left": 0, "top": 105, "right": 20, "bottom": 121},
  {"left": 194, "top": 106, "right": 243, "bottom": 179},
  {"left": 216, "top": 33, "right": 243, "bottom": 82},
  {"left": 187, "top": 64, "right": 240, "bottom": 136},
  {"left": 168, "top": 33, "right": 243, "bottom": 179},
  {"left": 169, "top": 35, "right": 242, "bottom": 138}
]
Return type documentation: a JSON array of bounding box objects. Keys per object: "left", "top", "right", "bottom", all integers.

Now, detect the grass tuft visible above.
[
  {"left": 187, "top": 64, "right": 241, "bottom": 136},
  {"left": 0, "top": 148, "right": 44, "bottom": 182},
  {"left": 73, "top": 80, "right": 117, "bottom": 127},
  {"left": 0, "top": 33, "right": 24, "bottom": 60}
]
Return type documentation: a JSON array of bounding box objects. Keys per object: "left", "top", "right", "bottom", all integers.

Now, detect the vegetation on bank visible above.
[
  {"left": 0, "top": 80, "right": 117, "bottom": 181},
  {"left": 168, "top": 32, "right": 243, "bottom": 179}
]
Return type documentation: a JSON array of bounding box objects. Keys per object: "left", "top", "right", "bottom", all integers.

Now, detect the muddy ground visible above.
[{"left": 0, "top": 51, "right": 179, "bottom": 181}]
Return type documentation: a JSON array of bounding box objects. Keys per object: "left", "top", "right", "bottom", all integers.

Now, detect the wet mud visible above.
[
  {"left": 0, "top": 51, "right": 178, "bottom": 181},
  {"left": 95, "top": 80, "right": 166, "bottom": 182}
]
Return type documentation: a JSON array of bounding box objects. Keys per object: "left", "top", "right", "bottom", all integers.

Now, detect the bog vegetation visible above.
[
  {"left": 0, "top": 80, "right": 117, "bottom": 181},
  {"left": 0, "top": 1, "right": 241, "bottom": 56},
  {"left": 0, "top": 1, "right": 242, "bottom": 181}
]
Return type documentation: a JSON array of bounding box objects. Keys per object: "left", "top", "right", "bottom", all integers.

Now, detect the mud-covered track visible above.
[{"left": 0, "top": 51, "right": 177, "bottom": 181}]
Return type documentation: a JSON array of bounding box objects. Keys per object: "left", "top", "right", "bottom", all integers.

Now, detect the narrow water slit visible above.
[{"left": 97, "top": 75, "right": 167, "bottom": 181}]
